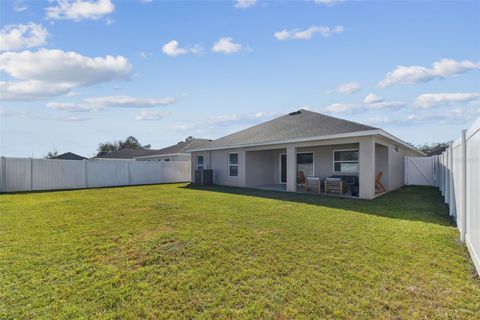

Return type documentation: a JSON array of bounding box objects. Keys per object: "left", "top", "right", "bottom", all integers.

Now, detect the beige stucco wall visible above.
[
  {"left": 191, "top": 134, "right": 422, "bottom": 199},
  {"left": 374, "top": 136, "right": 424, "bottom": 192},
  {"left": 245, "top": 150, "right": 275, "bottom": 187}
]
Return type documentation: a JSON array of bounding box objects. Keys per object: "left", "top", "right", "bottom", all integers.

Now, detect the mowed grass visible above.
[{"left": 1, "top": 184, "right": 479, "bottom": 319}]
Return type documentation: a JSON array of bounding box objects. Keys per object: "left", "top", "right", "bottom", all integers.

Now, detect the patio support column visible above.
[
  {"left": 359, "top": 137, "right": 376, "bottom": 199},
  {"left": 286, "top": 145, "right": 297, "bottom": 192}
]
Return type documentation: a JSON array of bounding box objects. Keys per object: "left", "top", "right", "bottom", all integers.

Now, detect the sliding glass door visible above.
[{"left": 297, "top": 153, "right": 314, "bottom": 177}]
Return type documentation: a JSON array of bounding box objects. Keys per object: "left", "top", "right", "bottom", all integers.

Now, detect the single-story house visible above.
[
  {"left": 94, "top": 138, "right": 211, "bottom": 162},
  {"left": 188, "top": 109, "right": 424, "bottom": 199},
  {"left": 52, "top": 152, "right": 87, "bottom": 160}
]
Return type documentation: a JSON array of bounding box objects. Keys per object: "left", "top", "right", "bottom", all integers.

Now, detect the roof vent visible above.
[{"left": 288, "top": 110, "right": 302, "bottom": 116}]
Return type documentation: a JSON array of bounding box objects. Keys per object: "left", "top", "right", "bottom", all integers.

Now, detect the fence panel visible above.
[
  {"left": 86, "top": 160, "right": 130, "bottom": 188},
  {"left": 452, "top": 141, "right": 463, "bottom": 225},
  {"left": 161, "top": 161, "right": 191, "bottom": 183},
  {"left": 405, "top": 156, "right": 435, "bottom": 186},
  {"left": 466, "top": 119, "right": 480, "bottom": 274},
  {"left": 32, "top": 159, "right": 85, "bottom": 191},
  {"left": 129, "top": 161, "right": 163, "bottom": 185},
  {"left": 0, "top": 158, "right": 191, "bottom": 192},
  {"left": 3, "top": 158, "right": 32, "bottom": 192}
]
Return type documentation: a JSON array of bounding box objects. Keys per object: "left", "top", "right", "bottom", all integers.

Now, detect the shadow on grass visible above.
[{"left": 181, "top": 184, "right": 452, "bottom": 227}]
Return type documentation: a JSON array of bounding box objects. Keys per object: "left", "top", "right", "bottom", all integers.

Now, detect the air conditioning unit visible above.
[{"left": 194, "top": 169, "right": 213, "bottom": 186}]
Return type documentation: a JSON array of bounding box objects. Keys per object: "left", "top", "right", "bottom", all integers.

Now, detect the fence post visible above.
[
  {"left": 445, "top": 149, "right": 449, "bottom": 204},
  {"left": 0, "top": 156, "right": 5, "bottom": 192},
  {"left": 404, "top": 157, "right": 409, "bottom": 185},
  {"left": 127, "top": 161, "right": 131, "bottom": 185},
  {"left": 449, "top": 143, "right": 455, "bottom": 217},
  {"left": 460, "top": 130, "right": 467, "bottom": 242},
  {"left": 83, "top": 160, "right": 88, "bottom": 189},
  {"left": 30, "top": 157, "right": 33, "bottom": 191}
]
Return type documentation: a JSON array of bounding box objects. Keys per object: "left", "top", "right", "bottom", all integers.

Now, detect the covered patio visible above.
[{"left": 244, "top": 136, "right": 390, "bottom": 199}]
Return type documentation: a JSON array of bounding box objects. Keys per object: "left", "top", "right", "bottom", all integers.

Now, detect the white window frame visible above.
[
  {"left": 333, "top": 149, "right": 359, "bottom": 174},
  {"left": 197, "top": 155, "right": 204, "bottom": 170},
  {"left": 228, "top": 152, "right": 238, "bottom": 177},
  {"left": 296, "top": 151, "right": 315, "bottom": 177}
]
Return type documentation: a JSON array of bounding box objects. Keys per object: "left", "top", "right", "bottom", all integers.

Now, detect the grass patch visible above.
[{"left": 1, "top": 184, "right": 479, "bottom": 319}]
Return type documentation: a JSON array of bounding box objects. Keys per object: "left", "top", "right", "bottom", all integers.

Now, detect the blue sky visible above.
[{"left": 1, "top": 0, "right": 479, "bottom": 157}]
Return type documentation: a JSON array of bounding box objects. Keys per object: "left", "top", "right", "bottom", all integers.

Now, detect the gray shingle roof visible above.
[
  {"left": 52, "top": 152, "right": 87, "bottom": 160},
  {"left": 194, "top": 109, "right": 378, "bottom": 150},
  {"left": 94, "top": 139, "right": 212, "bottom": 159},
  {"left": 94, "top": 148, "right": 158, "bottom": 159},
  {"left": 143, "top": 138, "right": 211, "bottom": 156}
]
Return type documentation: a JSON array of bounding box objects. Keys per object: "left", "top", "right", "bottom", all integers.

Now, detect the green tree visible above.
[
  {"left": 414, "top": 142, "right": 451, "bottom": 156},
  {"left": 96, "top": 136, "right": 151, "bottom": 157},
  {"left": 44, "top": 150, "right": 58, "bottom": 159}
]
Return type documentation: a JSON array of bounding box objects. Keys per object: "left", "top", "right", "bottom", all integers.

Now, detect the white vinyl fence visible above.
[
  {"left": 0, "top": 157, "right": 191, "bottom": 193},
  {"left": 405, "top": 117, "right": 480, "bottom": 275}
]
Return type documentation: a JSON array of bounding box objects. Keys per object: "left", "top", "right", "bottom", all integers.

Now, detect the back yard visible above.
[{"left": 1, "top": 184, "right": 479, "bottom": 319}]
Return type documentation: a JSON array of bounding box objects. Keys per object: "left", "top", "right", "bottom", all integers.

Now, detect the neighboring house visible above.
[
  {"left": 135, "top": 139, "right": 211, "bottom": 162},
  {"left": 93, "top": 139, "right": 211, "bottom": 162},
  {"left": 52, "top": 152, "right": 87, "bottom": 160},
  {"left": 188, "top": 109, "right": 424, "bottom": 200},
  {"left": 93, "top": 148, "right": 156, "bottom": 160}
]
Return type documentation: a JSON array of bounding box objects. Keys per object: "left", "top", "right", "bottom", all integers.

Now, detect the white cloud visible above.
[
  {"left": 324, "top": 103, "right": 357, "bottom": 114},
  {"left": 14, "top": 0, "right": 28, "bottom": 12},
  {"left": 366, "top": 101, "right": 405, "bottom": 110},
  {"left": 335, "top": 81, "right": 361, "bottom": 94},
  {"left": 234, "top": 0, "right": 257, "bottom": 9},
  {"left": 135, "top": 110, "right": 169, "bottom": 121},
  {"left": 45, "top": 0, "right": 114, "bottom": 21},
  {"left": 366, "top": 107, "right": 480, "bottom": 127},
  {"left": 313, "top": 0, "right": 344, "bottom": 6},
  {"left": 162, "top": 40, "right": 188, "bottom": 57},
  {"left": 0, "top": 81, "right": 71, "bottom": 101},
  {"left": 139, "top": 51, "right": 152, "bottom": 59},
  {"left": 211, "top": 37, "right": 243, "bottom": 54},
  {"left": 84, "top": 95, "right": 175, "bottom": 109},
  {"left": 323, "top": 99, "right": 405, "bottom": 115},
  {"left": 274, "top": 25, "right": 344, "bottom": 40},
  {"left": 47, "top": 95, "right": 175, "bottom": 112},
  {"left": 378, "top": 59, "right": 480, "bottom": 88},
  {"left": 363, "top": 93, "right": 383, "bottom": 104},
  {"left": 0, "top": 49, "right": 132, "bottom": 101},
  {"left": 172, "top": 111, "right": 277, "bottom": 133},
  {"left": 54, "top": 115, "right": 91, "bottom": 122},
  {"left": 47, "top": 102, "right": 92, "bottom": 112},
  {"left": 414, "top": 93, "right": 480, "bottom": 109},
  {"left": 405, "top": 108, "right": 480, "bottom": 125},
  {"left": 162, "top": 40, "right": 203, "bottom": 57},
  {"left": 0, "top": 23, "right": 49, "bottom": 52}
]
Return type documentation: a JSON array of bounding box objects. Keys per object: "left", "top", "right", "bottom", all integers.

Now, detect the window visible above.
[
  {"left": 228, "top": 153, "right": 238, "bottom": 177},
  {"left": 197, "top": 155, "right": 204, "bottom": 170},
  {"left": 333, "top": 149, "right": 359, "bottom": 174},
  {"left": 297, "top": 152, "right": 314, "bottom": 177}
]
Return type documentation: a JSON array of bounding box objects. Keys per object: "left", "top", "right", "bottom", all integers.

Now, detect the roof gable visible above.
[{"left": 198, "top": 109, "right": 377, "bottom": 150}]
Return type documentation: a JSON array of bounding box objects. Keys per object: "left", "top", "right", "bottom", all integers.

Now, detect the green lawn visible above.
[{"left": 1, "top": 184, "right": 479, "bottom": 319}]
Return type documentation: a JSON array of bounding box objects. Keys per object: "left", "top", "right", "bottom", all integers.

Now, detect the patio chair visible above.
[
  {"left": 297, "top": 171, "right": 307, "bottom": 190},
  {"left": 375, "top": 171, "right": 386, "bottom": 193}
]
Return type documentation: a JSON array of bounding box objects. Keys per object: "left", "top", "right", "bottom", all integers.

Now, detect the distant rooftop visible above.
[
  {"left": 94, "top": 138, "right": 211, "bottom": 159},
  {"left": 52, "top": 152, "right": 87, "bottom": 160}
]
